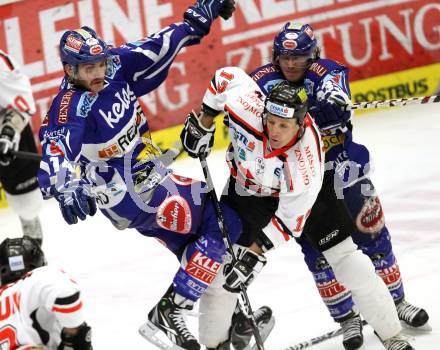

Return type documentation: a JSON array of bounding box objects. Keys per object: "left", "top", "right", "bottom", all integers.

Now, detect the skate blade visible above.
[
  {"left": 246, "top": 316, "right": 276, "bottom": 350},
  {"left": 400, "top": 320, "right": 432, "bottom": 333},
  {"left": 139, "top": 320, "right": 187, "bottom": 350}
]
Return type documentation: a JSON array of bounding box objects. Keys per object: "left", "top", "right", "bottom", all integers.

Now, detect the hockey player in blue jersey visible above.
[
  {"left": 249, "top": 22, "right": 430, "bottom": 350},
  {"left": 33, "top": 2, "right": 263, "bottom": 350}
]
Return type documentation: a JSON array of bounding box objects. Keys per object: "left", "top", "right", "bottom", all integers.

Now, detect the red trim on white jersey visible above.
[
  {"left": 0, "top": 51, "right": 14, "bottom": 71},
  {"left": 52, "top": 301, "right": 83, "bottom": 314},
  {"left": 305, "top": 115, "right": 322, "bottom": 163},
  {"left": 208, "top": 83, "right": 217, "bottom": 95},
  {"left": 271, "top": 217, "right": 290, "bottom": 241},
  {"left": 225, "top": 104, "right": 264, "bottom": 139}
]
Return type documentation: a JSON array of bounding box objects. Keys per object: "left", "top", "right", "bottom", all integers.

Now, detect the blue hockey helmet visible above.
[
  {"left": 59, "top": 26, "right": 109, "bottom": 66},
  {"left": 0, "top": 236, "right": 46, "bottom": 285},
  {"left": 272, "top": 22, "right": 319, "bottom": 62}
]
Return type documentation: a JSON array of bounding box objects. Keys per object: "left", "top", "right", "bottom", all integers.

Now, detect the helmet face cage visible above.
[
  {"left": 272, "top": 22, "right": 318, "bottom": 64},
  {"left": 264, "top": 81, "right": 308, "bottom": 125},
  {"left": 59, "top": 26, "right": 110, "bottom": 66},
  {"left": 0, "top": 236, "right": 46, "bottom": 286}
]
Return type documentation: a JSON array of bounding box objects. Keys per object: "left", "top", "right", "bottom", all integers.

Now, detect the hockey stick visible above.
[
  {"left": 344, "top": 94, "right": 440, "bottom": 111},
  {"left": 11, "top": 150, "right": 42, "bottom": 161},
  {"left": 285, "top": 320, "right": 368, "bottom": 350},
  {"left": 199, "top": 154, "right": 266, "bottom": 350},
  {"left": 9, "top": 142, "right": 183, "bottom": 165}
]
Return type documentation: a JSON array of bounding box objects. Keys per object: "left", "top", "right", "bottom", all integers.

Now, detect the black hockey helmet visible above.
[
  {"left": 264, "top": 81, "right": 308, "bottom": 125},
  {"left": 0, "top": 236, "right": 46, "bottom": 286}
]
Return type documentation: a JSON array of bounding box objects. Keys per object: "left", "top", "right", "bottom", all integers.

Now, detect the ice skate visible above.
[
  {"left": 230, "top": 305, "right": 275, "bottom": 350},
  {"left": 340, "top": 312, "right": 364, "bottom": 350},
  {"left": 139, "top": 286, "right": 200, "bottom": 350},
  {"left": 380, "top": 333, "right": 414, "bottom": 350},
  {"left": 396, "top": 299, "right": 431, "bottom": 332},
  {"left": 20, "top": 217, "right": 43, "bottom": 245}
]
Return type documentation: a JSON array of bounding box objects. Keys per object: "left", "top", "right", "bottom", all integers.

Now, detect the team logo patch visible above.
[
  {"left": 266, "top": 101, "right": 295, "bottom": 119},
  {"left": 9, "top": 255, "right": 25, "bottom": 271},
  {"left": 317, "top": 279, "right": 346, "bottom": 298},
  {"left": 287, "top": 22, "right": 303, "bottom": 30},
  {"left": 285, "top": 32, "right": 298, "bottom": 40},
  {"left": 356, "top": 196, "right": 385, "bottom": 234},
  {"left": 65, "top": 35, "right": 83, "bottom": 53},
  {"left": 377, "top": 263, "right": 401, "bottom": 286},
  {"left": 90, "top": 45, "right": 103, "bottom": 55},
  {"left": 86, "top": 38, "right": 99, "bottom": 45},
  {"left": 46, "top": 139, "right": 66, "bottom": 157},
  {"left": 282, "top": 39, "right": 297, "bottom": 50},
  {"left": 171, "top": 174, "right": 196, "bottom": 186},
  {"left": 246, "top": 141, "right": 255, "bottom": 152},
  {"left": 305, "top": 26, "right": 315, "bottom": 39},
  {"left": 185, "top": 251, "right": 221, "bottom": 284},
  {"left": 156, "top": 196, "right": 192, "bottom": 234}
]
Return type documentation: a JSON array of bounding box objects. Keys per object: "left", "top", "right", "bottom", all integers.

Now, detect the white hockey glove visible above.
[
  {"left": 223, "top": 248, "right": 267, "bottom": 293},
  {"left": 180, "top": 111, "right": 215, "bottom": 159},
  {"left": 0, "top": 109, "right": 22, "bottom": 166}
]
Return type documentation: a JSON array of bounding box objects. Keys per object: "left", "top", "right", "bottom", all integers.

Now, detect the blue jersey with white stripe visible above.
[{"left": 37, "top": 22, "right": 201, "bottom": 227}]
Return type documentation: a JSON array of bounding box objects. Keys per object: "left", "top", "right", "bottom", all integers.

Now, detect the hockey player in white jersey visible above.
[
  {"left": 0, "top": 51, "right": 44, "bottom": 244},
  {"left": 181, "top": 67, "right": 415, "bottom": 349},
  {"left": 0, "top": 236, "right": 92, "bottom": 349}
]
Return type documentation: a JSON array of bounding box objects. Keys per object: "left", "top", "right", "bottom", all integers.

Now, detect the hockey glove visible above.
[
  {"left": 309, "top": 79, "right": 352, "bottom": 131},
  {"left": 223, "top": 249, "right": 267, "bottom": 293},
  {"left": 180, "top": 111, "right": 215, "bottom": 158},
  {"left": 58, "top": 323, "right": 93, "bottom": 350},
  {"left": 184, "top": 0, "right": 236, "bottom": 37},
  {"left": 0, "top": 109, "right": 21, "bottom": 166},
  {"left": 55, "top": 180, "right": 97, "bottom": 225}
]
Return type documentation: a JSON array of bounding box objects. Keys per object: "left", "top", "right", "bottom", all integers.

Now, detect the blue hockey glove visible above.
[
  {"left": 309, "top": 80, "right": 352, "bottom": 131},
  {"left": 184, "top": 0, "right": 236, "bottom": 37},
  {"left": 180, "top": 111, "right": 215, "bottom": 158},
  {"left": 223, "top": 249, "right": 267, "bottom": 293},
  {"left": 55, "top": 180, "right": 97, "bottom": 225}
]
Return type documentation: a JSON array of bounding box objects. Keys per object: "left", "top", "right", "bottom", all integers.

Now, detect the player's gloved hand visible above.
[
  {"left": 309, "top": 79, "right": 352, "bottom": 131},
  {"left": 180, "top": 111, "right": 215, "bottom": 158},
  {"left": 54, "top": 180, "right": 97, "bottom": 225},
  {"left": 223, "top": 249, "right": 267, "bottom": 293},
  {"left": 0, "top": 110, "right": 20, "bottom": 166},
  {"left": 219, "top": 0, "right": 236, "bottom": 20},
  {"left": 58, "top": 322, "right": 93, "bottom": 350},
  {"left": 184, "top": 0, "right": 236, "bottom": 37}
]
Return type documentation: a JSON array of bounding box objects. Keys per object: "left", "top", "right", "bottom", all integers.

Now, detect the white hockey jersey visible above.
[
  {"left": 0, "top": 50, "right": 36, "bottom": 122},
  {"left": 203, "top": 67, "right": 324, "bottom": 249},
  {"left": 0, "top": 266, "right": 86, "bottom": 349}
]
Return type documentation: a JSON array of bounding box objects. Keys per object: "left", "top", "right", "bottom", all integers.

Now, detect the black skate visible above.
[
  {"left": 139, "top": 286, "right": 200, "bottom": 350},
  {"left": 340, "top": 313, "right": 363, "bottom": 350},
  {"left": 396, "top": 299, "right": 431, "bottom": 331},
  {"left": 380, "top": 334, "right": 414, "bottom": 350},
  {"left": 230, "top": 305, "right": 275, "bottom": 350}
]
